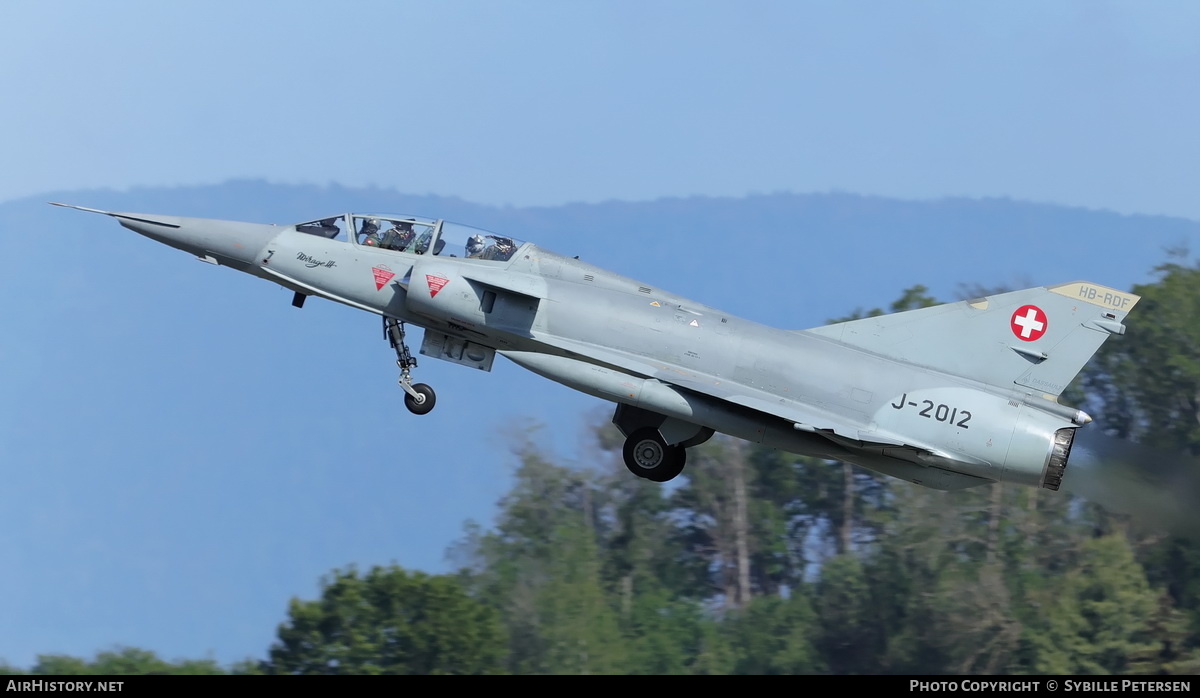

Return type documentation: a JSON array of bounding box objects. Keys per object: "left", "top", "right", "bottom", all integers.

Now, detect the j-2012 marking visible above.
[{"left": 890, "top": 393, "right": 972, "bottom": 428}]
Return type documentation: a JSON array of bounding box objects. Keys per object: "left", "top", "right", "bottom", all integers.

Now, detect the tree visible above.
[
  {"left": 454, "top": 426, "right": 628, "bottom": 674},
  {"left": 17, "top": 648, "right": 224, "bottom": 675},
  {"left": 1025, "top": 535, "right": 1160, "bottom": 674},
  {"left": 672, "top": 437, "right": 756, "bottom": 609},
  {"left": 527, "top": 519, "right": 628, "bottom": 674},
  {"left": 727, "top": 592, "right": 825, "bottom": 674},
  {"left": 591, "top": 425, "right": 719, "bottom": 674},
  {"left": 858, "top": 481, "right": 1077, "bottom": 674},
  {"left": 1078, "top": 259, "right": 1200, "bottom": 652},
  {"left": 1083, "top": 259, "right": 1200, "bottom": 452},
  {"left": 814, "top": 553, "right": 881, "bottom": 674},
  {"left": 262, "top": 565, "right": 505, "bottom": 675}
]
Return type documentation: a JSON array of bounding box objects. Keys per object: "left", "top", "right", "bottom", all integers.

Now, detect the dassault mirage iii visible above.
[{"left": 51, "top": 203, "right": 1139, "bottom": 491}]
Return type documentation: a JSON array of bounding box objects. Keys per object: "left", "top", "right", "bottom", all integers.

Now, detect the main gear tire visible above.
[{"left": 622, "top": 428, "right": 687, "bottom": 482}]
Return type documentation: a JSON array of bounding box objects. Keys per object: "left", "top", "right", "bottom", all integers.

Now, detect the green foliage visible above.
[
  {"left": 22, "top": 273, "right": 1200, "bottom": 675},
  {"left": 1025, "top": 536, "right": 1159, "bottom": 674},
  {"left": 621, "top": 591, "right": 720, "bottom": 674},
  {"left": 1143, "top": 538, "right": 1200, "bottom": 640},
  {"left": 530, "top": 521, "right": 628, "bottom": 674},
  {"left": 24, "top": 648, "right": 223, "bottom": 675},
  {"left": 262, "top": 565, "right": 505, "bottom": 675},
  {"left": 1084, "top": 260, "right": 1200, "bottom": 451},
  {"left": 454, "top": 431, "right": 630, "bottom": 674},
  {"left": 727, "top": 593, "right": 825, "bottom": 674},
  {"left": 1078, "top": 258, "right": 1200, "bottom": 654},
  {"left": 814, "top": 554, "right": 879, "bottom": 674}
]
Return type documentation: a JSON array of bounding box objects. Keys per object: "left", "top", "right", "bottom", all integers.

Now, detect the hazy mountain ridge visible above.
[{"left": 11, "top": 180, "right": 1196, "bottom": 327}]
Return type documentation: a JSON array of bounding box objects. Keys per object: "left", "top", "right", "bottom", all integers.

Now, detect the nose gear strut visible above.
[{"left": 384, "top": 317, "right": 437, "bottom": 414}]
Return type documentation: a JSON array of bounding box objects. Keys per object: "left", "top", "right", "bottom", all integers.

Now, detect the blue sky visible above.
[
  {"left": 3, "top": 1, "right": 1198, "bottom": 218},
  {"left": 2, "top": 0, "right": 1199, "bottom": 670}
]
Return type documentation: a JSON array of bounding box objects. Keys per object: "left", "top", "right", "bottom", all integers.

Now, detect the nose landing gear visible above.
[{"left": 385, "top": 317, "right": 436, "bottom": 415}]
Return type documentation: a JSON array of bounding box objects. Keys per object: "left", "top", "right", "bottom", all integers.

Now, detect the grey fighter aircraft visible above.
[{"left": 51, "top": 203, "right": 1139, "bottom": 491}]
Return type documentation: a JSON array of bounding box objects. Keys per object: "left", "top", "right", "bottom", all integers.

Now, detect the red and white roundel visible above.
[{"left": 1010, "top": 305, "right": 1048, "bottom": 341}]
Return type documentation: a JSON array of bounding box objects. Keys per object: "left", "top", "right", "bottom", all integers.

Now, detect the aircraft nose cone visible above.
[{"left": 113, "top": 213, "right": 280, "bottom": 267}]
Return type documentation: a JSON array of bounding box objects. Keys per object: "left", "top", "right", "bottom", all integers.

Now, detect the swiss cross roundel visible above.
[{"left": 1010, "top": 305, "right": 1048, "bottom": 341}]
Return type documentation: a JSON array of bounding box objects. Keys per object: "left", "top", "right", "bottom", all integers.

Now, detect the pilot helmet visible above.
[{"left": 466, "top": 234, "right": 486, "bottom": 255}]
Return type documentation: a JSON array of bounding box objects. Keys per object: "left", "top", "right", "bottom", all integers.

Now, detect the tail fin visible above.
[{"left": 804, "top": 282, "right": 1140, "bottom": 396}]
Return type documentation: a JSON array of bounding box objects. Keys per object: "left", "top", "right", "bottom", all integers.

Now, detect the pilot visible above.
[
  {"left": 382, "top": 221, "right": 416, "bottom": 251},
  {"left": 466, "top": 234, "right": 487, "bottom": 258},
  {"left": 360, "top": 218, "right": 381, "bottom": 246},
  {"left": 469, "top": 235, "right": 515, "bottom": 261},
  {"left": 489, "top": 235, "right": 516, "bottom": 261}
]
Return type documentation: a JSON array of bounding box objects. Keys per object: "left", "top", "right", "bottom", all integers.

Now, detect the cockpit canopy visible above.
[{"left": 294, "top": 214, "right": 526, "bottom": 262}]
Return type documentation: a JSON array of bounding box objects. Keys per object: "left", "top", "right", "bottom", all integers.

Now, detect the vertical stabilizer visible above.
[{"left": 803, "top": 282, "right": 1139, "bottom": 396}]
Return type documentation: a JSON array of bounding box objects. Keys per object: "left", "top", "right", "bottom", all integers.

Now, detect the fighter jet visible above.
[{"left": 51, "top": 203, "right": 1139, "bottom": 491}]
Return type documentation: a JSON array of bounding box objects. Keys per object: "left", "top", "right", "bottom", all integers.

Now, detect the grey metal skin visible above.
[{"left": 51, "top": 204, "right": 1140, "bottom": 491}]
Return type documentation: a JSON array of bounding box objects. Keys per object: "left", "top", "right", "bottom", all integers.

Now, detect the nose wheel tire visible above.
[
  {"left": 404, "top": 383, "right": 437, "bottom": 415},
  {"left": 622, "top": 428, "right": 687, "bottom": 482}
]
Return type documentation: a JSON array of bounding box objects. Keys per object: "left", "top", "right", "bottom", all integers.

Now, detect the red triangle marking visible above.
[
  {"left": 426, "top": 275, "right": 450, "bottom": 298},
  {"left": 371, "top": 267, "right": 395, "bottom": 290}
]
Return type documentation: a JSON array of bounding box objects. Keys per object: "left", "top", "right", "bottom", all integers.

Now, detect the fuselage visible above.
[{"left": 254, "top": 217, "right": 1064, "bottom": 489}]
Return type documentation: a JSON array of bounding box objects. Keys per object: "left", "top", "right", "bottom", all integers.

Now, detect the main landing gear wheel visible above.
[
  {"left": 385, "top": 317, "right": 437, "bottom": 415},
  {"left": 404, "top": 383, "right": 436, "bottom": 415},
  {"left": 622, "top": 428, "right": 687, "bottom": 482}
]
